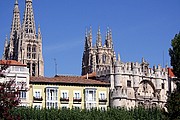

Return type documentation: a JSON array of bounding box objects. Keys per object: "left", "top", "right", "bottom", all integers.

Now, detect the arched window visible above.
[
  {"left": 26, "top": 28, "right": 28, "bottom": 33},
  {"left": 27, "top": 44, "right": 31, "bottom": 59},
  {"left": 102, "top": 54, "right": 106, "bottom": 64},
  {"left": 32, "top": 45, "right": 36, "bottom": 52},
  {"left": 32, "top": 45, "right": 36, "bottom": 59}
]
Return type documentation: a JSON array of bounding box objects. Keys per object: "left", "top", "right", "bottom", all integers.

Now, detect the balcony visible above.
[
  {"left": 73, "top": 97, "right": 82, "bottom": 104},
  {"left": 99, "top": 98, "right": 107, "bottom": 102},
  {"left": 60, "top": 97, "right": 69, "bottom": 104},
  {"left": 33, "top": 96, "right": 43, "bottom": 102},
  {"left": 99, "top": 98, "right": 107, "bottom": 105}
]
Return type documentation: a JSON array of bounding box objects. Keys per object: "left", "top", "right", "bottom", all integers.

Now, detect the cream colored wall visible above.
[{"left": 29, "top": 84, "right": 109, "bottom": 109}]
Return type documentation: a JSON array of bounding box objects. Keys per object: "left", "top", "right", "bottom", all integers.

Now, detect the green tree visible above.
[
  {"left": 167, "top": 32, "right": 180, "bottom": 120},
  {"left": 166, "top": 83, "right": 180, "bottom": 120},
  {"left": 169, "top": 32, "right": 180, "bottom": 79}
]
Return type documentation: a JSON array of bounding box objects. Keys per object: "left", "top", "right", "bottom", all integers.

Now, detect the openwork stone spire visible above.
[
  {"left": 22, "top": 0, "right": 36, "bottom": 38},
  {"left": 8, "top": 0, "right": 21, "bottom": 60}
]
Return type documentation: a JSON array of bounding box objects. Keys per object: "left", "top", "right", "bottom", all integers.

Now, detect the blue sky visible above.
[{"left": 0, "top": 0, "right": 180, "bottom": 77}]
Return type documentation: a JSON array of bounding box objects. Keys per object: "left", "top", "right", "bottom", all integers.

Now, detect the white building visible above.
[{"left": 0, "top": 60, "right": 30, "bottom": 106}]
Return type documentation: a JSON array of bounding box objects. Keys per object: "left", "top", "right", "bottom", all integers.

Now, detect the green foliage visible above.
[
  {"left": 166, "top": 83, "right": 180, "bottom": 120},
  {"left": 169, "top": 32, "right": 180, "bottom": 79},
  {"left": 168, "top": 32, "right": 180, "bottom": 120},
  {"left": 9, "top": 107, "right": 164, "bottom": 120}
]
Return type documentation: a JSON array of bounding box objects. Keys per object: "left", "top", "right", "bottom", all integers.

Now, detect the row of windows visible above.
[
  {"left": 27, "top": 44, "right": 36, "bottom": 52},
  {"left": 34, "top": 89, "right": 106, "bottom": 101},
  {"left": 27, "top": 44, "right": 37, "bottom": 59},
  {"left": 27, "top": 53, "right": 36, "bottom": 59}
]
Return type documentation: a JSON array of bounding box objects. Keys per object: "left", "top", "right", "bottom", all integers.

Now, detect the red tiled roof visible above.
[
  {"left": 81, "top": 72, "right": 96, "bottom": 79},
  {"left": 0, "top": 60, "right": 26, "bottom": 66},
  {"left": 168, "top": 68, "right": 175, "bottom": 78},
  {"left": 30, "top": 75, "right": 110, "bottom": 86}
]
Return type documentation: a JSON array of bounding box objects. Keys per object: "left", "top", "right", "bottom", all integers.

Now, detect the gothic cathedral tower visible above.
[
  {"left": 2, "top": 0, "right": 44, "bottom": 77},
  {"left": 81, "top": 27, "right": 116, "bottom": 75}
]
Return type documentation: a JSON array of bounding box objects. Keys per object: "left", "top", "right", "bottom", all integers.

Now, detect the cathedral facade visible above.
[
  {"left": 2, "top": 0, "right": 44, "bottom": 77},
  {"left": 81, "top": 27, "right": 116, "bottom": 76}
]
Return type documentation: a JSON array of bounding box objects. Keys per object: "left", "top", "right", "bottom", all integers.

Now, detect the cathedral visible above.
[
  {"left": 81, "top": 27, "right": 116, "bottom": 76},
  {"left": 2, "top": 0, "right": 44, "bottom": 77},
  {"left": 82, "top": 27, "right": 175, "bottom": 108},
  {"left": 1, "top": 0, "right": 176, "bottom": 109}
]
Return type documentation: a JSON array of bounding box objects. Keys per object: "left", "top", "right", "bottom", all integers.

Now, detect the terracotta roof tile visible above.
[
  {"left": 81, "top": 72, "right": 96, "bottom": 79},
  {"left": 0, "top": 60, "right": 26, "bottom": 66},
  {"left": 30, "top": 75, "right": 110, "bottom": 86},
  {"left": 168, "top": 68, "right": 175, "bottom": 78}
]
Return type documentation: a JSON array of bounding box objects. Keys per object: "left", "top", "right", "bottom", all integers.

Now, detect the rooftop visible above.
[
  {"left": 0, "top": 60, "right": 26, "bottom": 66},
  {"left": 168, "top": 68, "right": 175, "bottom": 78},
  {"left": 30, "top": 75, "right": 110, "bottom": 86}
]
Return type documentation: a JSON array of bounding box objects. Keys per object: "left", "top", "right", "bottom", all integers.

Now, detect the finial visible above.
[
  {"left": 98, "top": 26, "right": 100, "bottom": 31},
  {"left": 142, "top": 57, "right": 145, "bottom": 63},
  {"left": 15, "top": 0, "right": 18, "bottom": 5},
  {"left": 5, "top": 35, "right": 8, "bottom": 40},
  {"left": 38, "top": 25, "right": 41, "bottom": 33},
  {"left": 85, "top": 27, "right": 88, "bottom": 37},
  {"left": 107, "top": 26, "right": 110, "bottom": 33},
  {"left": 4, "top": 35, "right": 9, "bottom": 47},
  {"left": 38, "top": 24, "right": 42, "bottom": 39},
  {"left": 118, "top": 53, "right": 121, "bottom": 62},
  {"left": 109, "top": 28, "right": 112, "bottom": 36},
  {"left": 97, "top": 26, "right": 101, "bottom": 36},
  {"left": 89, "top": 26, "right": 92, "bottom": 35}
]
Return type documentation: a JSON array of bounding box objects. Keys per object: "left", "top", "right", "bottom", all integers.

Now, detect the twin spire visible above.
[
  {"left": 3, "top": 0, "right": 41, "bottom": 60},
  {"left": 85, "top": 26, "right": 113, "bottom": 49},
  {"left": 10, "top": 0, "right": 41, "bottom": 40},
  {"left": 22, "top": 0, "right": 36, "bottom": 36}
]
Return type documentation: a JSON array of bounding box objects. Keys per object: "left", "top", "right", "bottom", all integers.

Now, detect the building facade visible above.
[
  {"left": 96, "top": 55, "right": 174, "bottom": 109},
  {"left": 29, "top": 76, "right": 110, "bottom": 110},
  {"left": 81, "top": 27, "right": 175, "bottom": 109},
  {"left": 2, "top": 0, "right": 44, "bottom": 77},
  {"left": 81, "top": 27, "right": 116, "bottom": 76},
  {"left": 0, "top": 60, "right": 30, "bottom": 106}
]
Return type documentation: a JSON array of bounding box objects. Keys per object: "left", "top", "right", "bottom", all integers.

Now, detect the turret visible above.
[
  {"left": 96, "top": 26, "right": 102, "bottom": 48},
  {"left": 88, "top": 26, "right": 92, "bottom": 48},
  {"left": 84, "top": 27, "right": 92, "bottom": 51},
  {"left": 133, "top": 62, "right": 140, "bottom": 93},
  {"left": 114, "top": 54, "right": 122, "bottom": 87},
  {"left": 155, "top": 65, "right": 162, "bottom": 91},
  {"left": 109, "top": 65, "right": 115, "bottom": 90},
  {"left": 105, "top": 28, "right": 113, "bottom": 48}
]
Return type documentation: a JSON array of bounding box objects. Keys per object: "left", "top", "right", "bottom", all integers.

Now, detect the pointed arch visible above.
[{"left": 140, "top": 79, "right": 156, "bottom": 92}]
